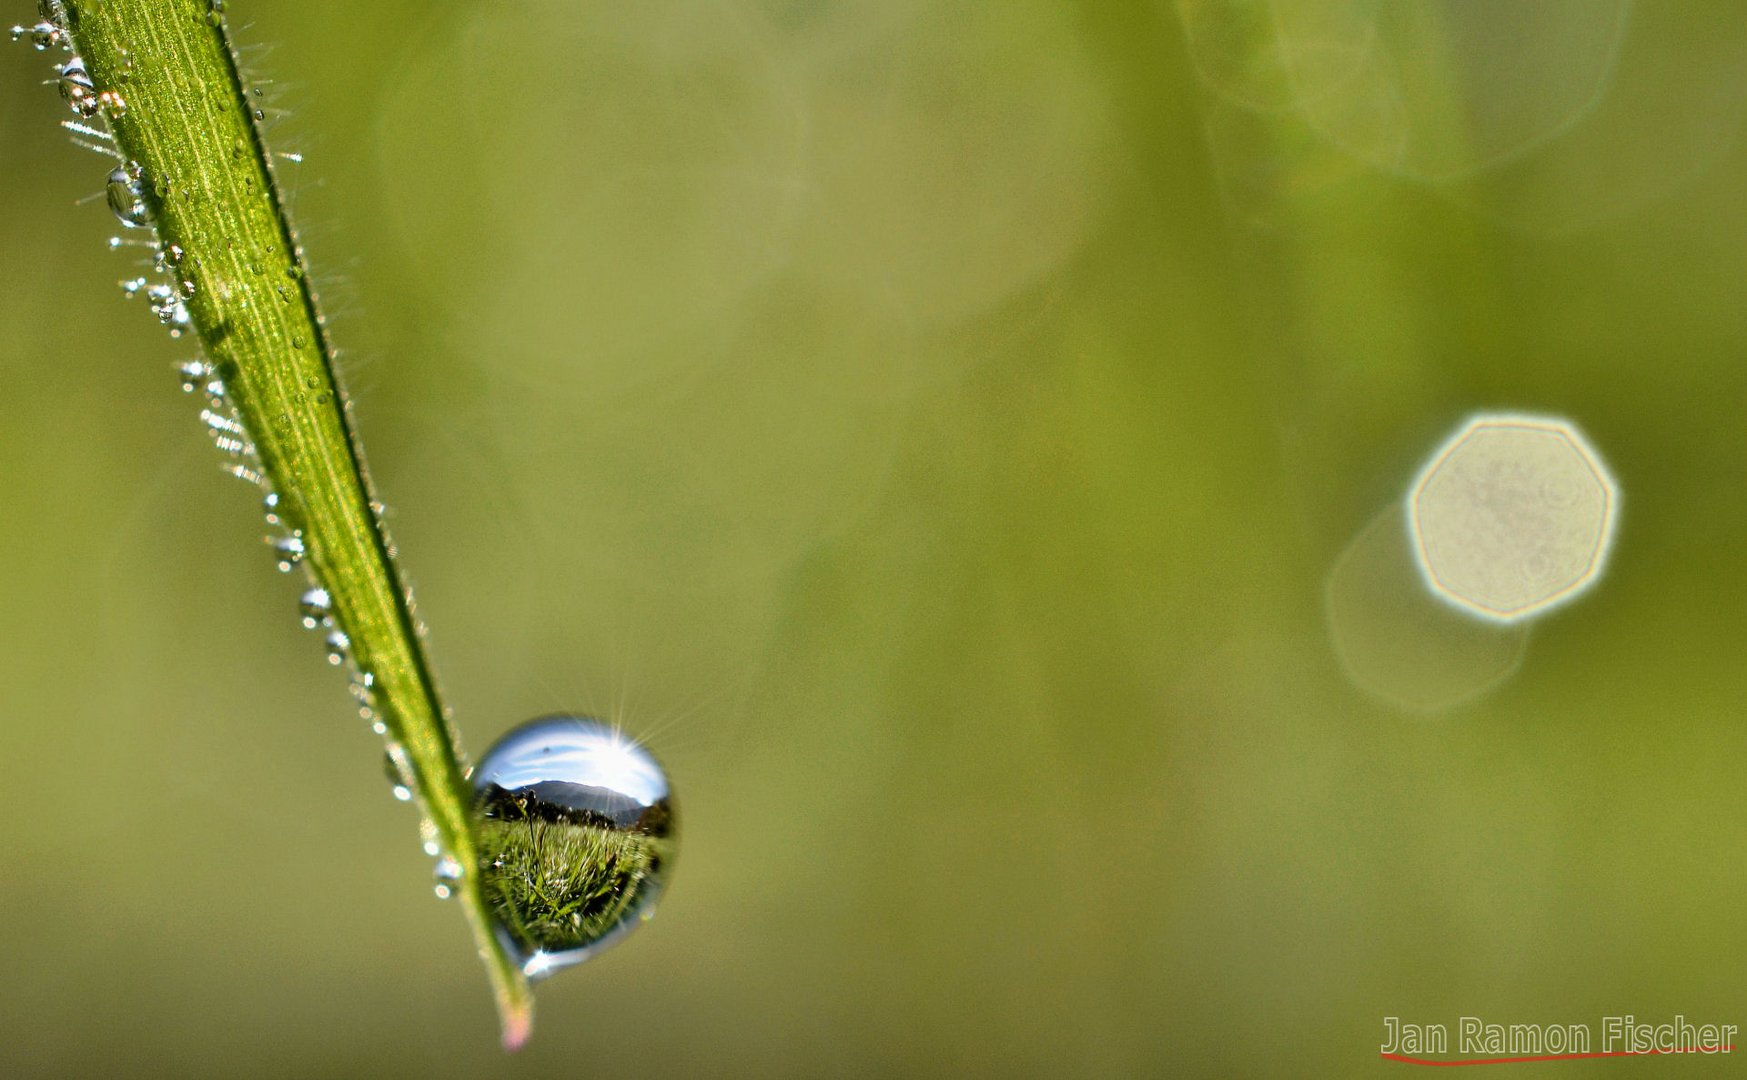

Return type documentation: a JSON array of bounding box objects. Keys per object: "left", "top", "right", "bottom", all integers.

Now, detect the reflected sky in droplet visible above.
[{"left": 474, "top": 716, "right": 669, "bottom": 808}]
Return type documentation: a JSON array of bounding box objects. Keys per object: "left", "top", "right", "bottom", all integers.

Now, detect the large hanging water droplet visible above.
[
  {"left": 471, "top": 715, "right": 676, "bottom": 981},
  {"left": 106, "top": 163, "right": 153, "bottom": 228}
]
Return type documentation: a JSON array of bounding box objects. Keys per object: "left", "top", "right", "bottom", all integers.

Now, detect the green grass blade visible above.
[{"left": 50, "top": 0, "right": 535, "bottom": 1047}]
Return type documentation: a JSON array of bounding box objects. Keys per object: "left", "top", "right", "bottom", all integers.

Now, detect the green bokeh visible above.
[{"left": 3, "top": 2, "right": 1746, "bottom": 1076}]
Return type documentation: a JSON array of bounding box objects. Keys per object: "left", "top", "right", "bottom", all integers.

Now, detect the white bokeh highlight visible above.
[{"left": 1408, "top": 414, "right": 1618, "bottom": 622}]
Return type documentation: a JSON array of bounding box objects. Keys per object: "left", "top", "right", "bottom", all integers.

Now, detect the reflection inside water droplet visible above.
[
  {"left": 271, "top": 533, "right": 304, "bottom": 571},
  {"left": 298, "top": 587, "right": 330, "bottom": 629},
  {"left": 324, "top": 629, "right": 349, "bottom": 666},
  {"left": 106, "top": 163, "right": 152, "bottom": 228},
  {"left": 57, "top": 56, "right": 96, "bottom": 116},
  {"left": 471, "top": 715, "right": 677, "bottom": 981}
]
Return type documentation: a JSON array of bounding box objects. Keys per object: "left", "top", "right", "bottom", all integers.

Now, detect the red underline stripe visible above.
[{"left": 1383, "top": 1046, "right": 1734, "bottom": 1066}]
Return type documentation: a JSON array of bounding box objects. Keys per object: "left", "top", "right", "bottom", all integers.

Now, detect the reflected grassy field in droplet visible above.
[{"left": 475, "top": 801, "right": 673, "bottom": 970}]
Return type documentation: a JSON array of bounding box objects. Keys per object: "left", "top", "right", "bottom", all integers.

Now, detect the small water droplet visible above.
[
  {"left": 382, "top": 749, "right": 414, "bottom": 801},
  {"left": 148, "top": 285, "right": 190, "bottom": 329},
  {"left": 176, "top": 360, "right": 208, "bottom": 392},
  {"left": 272, "top": 533, "right": 305, "bottom": 571},
  {"left": 350, "top": 670, "right": 376, "bottom": 703},
  {"left": 433, "top": 855, "right": 462, "bottom": 899},
  {"left": 263, "top": 491, "right": 281, "bottom": 525},
  {"left": 57, "top": 56, "right": 96, "bottom": 116},
  {"left": 471, "top": 715, "right": 676, "bottom": 980},
  {"left": 298, "top": 587, "right": 331, "bottom": 629},
  {"left": 97, "top": 89, "right": 125, "bottom": 117},
  {"left": 106, "top": 163, "right": 152, "bottom": 228},
  {"left": 324, "top": 629, "right": 350, "bottom": 665},
  {"left": 18, "top": 21, "right": 62, "bottom": 50}
]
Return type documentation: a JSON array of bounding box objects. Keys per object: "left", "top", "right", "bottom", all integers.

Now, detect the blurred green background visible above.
[{"left": 4, "top": 1, "right": 1747, "bottom": 1076}]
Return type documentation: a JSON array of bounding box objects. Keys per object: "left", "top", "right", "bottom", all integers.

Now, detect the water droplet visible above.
[
  {"left": 383, "top": 750, "right": 413, "bottom": 802},
  {"left": 433, "top": 855, "right": 462, "bottom": 900},
  {"left": 298, "top": 587, "right": 331, "bottom": 629},
  {"left": 97, "top": 89, "right": 125, "bottom": 117},
  {"left": 18, "top": 21, "right": 62, "bottom": 50},
  {"left": 262, "top": 491, "right": 281, "bottom": 525},
  {"left": 350, "top": 670, "right": 375, "bottom": 703},
  {"left": 106, "top": 163, "right": 152, "bottom": 228},
  {"left": 272, "top": 533, "right": 305, "bottom": 571},
  {"left": 324, "top": 629, "right": 350, "bottom": 665},
  {"left": 471, "top": 715, "right": 676, "bottom": 980},
  {"left": 57, "top": 56, "right": 96, "bottom": 116},
  {"left": 176, "top": 360, "right": 208, "bottom": 392}
]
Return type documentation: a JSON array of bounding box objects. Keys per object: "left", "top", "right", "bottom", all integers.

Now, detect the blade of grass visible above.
[{"left": 46, "top": 0, "right": 535, "bottom": 1047}]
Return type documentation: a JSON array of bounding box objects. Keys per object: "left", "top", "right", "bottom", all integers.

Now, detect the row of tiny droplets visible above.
[{"left": 17, "top": 0, "right": 460, "bottom": 892}]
